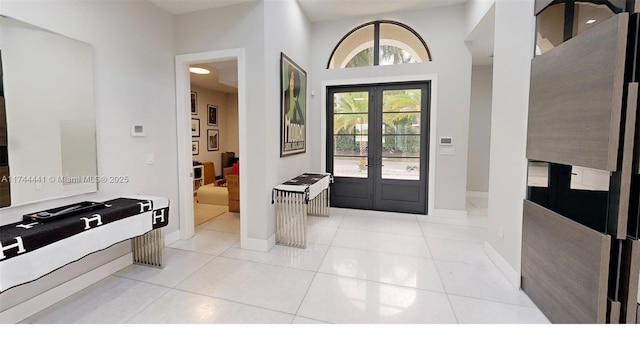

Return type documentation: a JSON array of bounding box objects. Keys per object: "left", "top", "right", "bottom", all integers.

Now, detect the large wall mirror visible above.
[{"left": 0, "top": 15, "right": 98, "bottom": 208}]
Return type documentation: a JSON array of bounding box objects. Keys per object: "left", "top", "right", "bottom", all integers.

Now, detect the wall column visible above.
[{"left": 485, "top": 0, "right": 535, "bottom": 287}]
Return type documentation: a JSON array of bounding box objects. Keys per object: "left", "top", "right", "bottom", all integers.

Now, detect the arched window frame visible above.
[{"left": 326, "top": 20, "right": 432, "bottom": 69}]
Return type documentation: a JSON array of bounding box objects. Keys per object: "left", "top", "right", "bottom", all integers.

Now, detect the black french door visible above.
[{"left": 327, "top": 82, "right": 429, "bottom": 214}]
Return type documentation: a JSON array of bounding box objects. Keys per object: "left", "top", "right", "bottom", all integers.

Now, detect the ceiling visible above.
[
  {"left": 297, "top": 0, "right": 466, "bottom": 22},
  {"left": 149, "top": 0, "right": 465, "bottom": 22},
  {"left": 466, "top": 3, "right": 494, "bottom": 66},
  {"left": 168, "top": 0, "right": 492, "bottom": 91},
  {"left": 149, "top": 0, "right": 258, "bottom": 15},
  {"left": 190, "top": 61, "right": 239, "bottom": 93}
]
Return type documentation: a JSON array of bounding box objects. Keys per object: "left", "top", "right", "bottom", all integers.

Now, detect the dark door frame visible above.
[{"left": 326, "top": 81, "right": 430, "bottom": 214}]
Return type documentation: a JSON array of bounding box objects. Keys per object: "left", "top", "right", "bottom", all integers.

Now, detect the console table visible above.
[
  {"left": 0, "top": 195, "right": 169, "bottom": 293},
  {"left": 272, "top": 173, "right": 332, "bottom": 248}
]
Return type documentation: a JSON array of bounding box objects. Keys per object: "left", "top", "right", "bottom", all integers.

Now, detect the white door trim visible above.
[{"left": 174, "top": 48, "right": 247, "bottom": 242}]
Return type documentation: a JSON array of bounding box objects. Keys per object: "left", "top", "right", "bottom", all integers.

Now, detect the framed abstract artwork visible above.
[
  {"left": 207, "top": 104, "right": 218, "bottom": 126},
  {"left": 207, "top": 129, "right": 219, "bottom": 151},
  {"left": 191, "top": 118, "right": 200, "bottom": 137}
]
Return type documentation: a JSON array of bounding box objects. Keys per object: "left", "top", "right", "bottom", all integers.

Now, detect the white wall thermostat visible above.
[
  {"left": 131, "top": 124, "right": 146, "bottom": 137},
  {"left": 439, "top": 136, "right": 453, "bottom": 146}
]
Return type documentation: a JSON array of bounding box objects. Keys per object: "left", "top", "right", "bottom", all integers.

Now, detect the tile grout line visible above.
[
  {"left": 215, "top": 253, "right": 319, "bottom": 274},
  {"left": 164, "top": 245, "right": 230, "bottom": 256},
  {"left": 170, "top": 287, "right": 299, "bottom": 319},
  {"left": 328, "top": 243, "right": 434, "bottom": 260},
  {"left": 121, "top": 284, "right": 173, "bottom": 324},
  {"left": 170, "top": 240, "right": 236, "bottom": 287},
  {"left": 326, "top": 242, "right": 508, "bottom": 268},
  {"left": 125, "top": 245, "right": 503, "bottom": 296},
  {"left": 339, "top": 226, "right": 423, "bottom": 238},
  {"left": 344, "top": 211, "right": 421, "bottom": 223},
  {"left": 168, "top": 246, "right": 237, "bottom": 257},
  {"left": 427, "top": 257, "right": 505, "bottom": 268},
  {"left": 314, "top": 271, "right": 448, "bottom": 295},
  {"left": 335, "top": 225, "right": 424, "bottom": 238},
  {"left": 444, "top": 292, "right": 540, "bottom": 309},
  {"left": 429, "top": 261, "right": 538, "bottom": 308},
  {"left": 418, "top": 220, "right": 489, "bottom": 230},
  {"left": 292, "top": 315, "right": 333, "bottom": 324},
  {"left": 198, "top": 216, "right": 340, "bottom": 320},
  {"left": 184, "top": 211, "right": 346, "bottom": 323},
  {"left": 60, "top": 205, "right": 485, "bottom": 323},
  {"left": 36, "top": 204, "right": 532, "bottom": 323},
  {"left": 290, "top": 215, "right": 343, "bottom": 322},
  {"left": 422, "top": 233, "right": 487, "bottom": 244},
  {"left": 418, "top": 219, "right": 459, "bottom": 324},
  {"left": 122, "top": 227, "right": 313, "bottom": 323},
  {"left": 196, "top": 228, "right": 240, "bottom": 235},
  {"left": 118, "top": 246, "right": 226, "bottom": 324},
  {"left": 290, "top": 271, "right": 320, "bottom": 323}
]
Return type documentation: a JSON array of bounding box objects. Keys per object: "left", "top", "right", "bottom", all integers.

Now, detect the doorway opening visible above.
[
  {"left": 175, "top": 49, "right": 246, "bottom": 244},
  {"left": 326, "top": 81, "right": 430, "bottom": 214},
  {"left": 189, "top": 61, "right": 239, "bottom": 228}
]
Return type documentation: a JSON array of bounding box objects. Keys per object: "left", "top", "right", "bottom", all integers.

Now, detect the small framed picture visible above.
[
  {"left": 207, "top": 104, "right": 218, "bottom": 126},
  {"left": 192, "top": 141, "right": 199, "bottom": 155},
  {"left": 191, "top": 118, "right": 200, "bottom": 137},
  {"left": 207, "top": 129, "right": 219, "bottom": 151},
  {"left": 191, "top": 92, "right": 197, "bottom": 114}
]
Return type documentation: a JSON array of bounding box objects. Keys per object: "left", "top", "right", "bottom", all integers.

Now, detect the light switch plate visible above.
[
  {"left": 440, "top": 147, "right": 455, "bottom": 155},
  {"left": 131, "top": 124, "right": 146, "bottom": 137}
]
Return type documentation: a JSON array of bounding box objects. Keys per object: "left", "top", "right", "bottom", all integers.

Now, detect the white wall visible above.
[
  {"left": 175, "top": 0, "right": 312, "bottom": 244},
  {"left": 310, "top": 4, "right": 472, "bottom": 212},
  {"left": 467, "top": 65, "right": 493, "bottom": 193},
  {"left": 465, "top": 0, "right": 496, "bottom": 37},
  {"left": 190, "top": 85, "right": 238, "bottom": 177},
  {"left": 263, "top": 0, "right": 312, "bottom": 239},
  {"left": 175, "top": 2, "right": 267, "bottom": 241},
  {"left": 0, "top": 1, "right": 178, "bottom": 236},
  {"left": 486, "top": 0, "right": 535, "bottom": 286},
  {"left": 227, "top": 94, "right": 240, "bottom": 155}
]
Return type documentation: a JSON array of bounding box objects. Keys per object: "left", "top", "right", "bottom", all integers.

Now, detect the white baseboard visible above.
[
  {"left": 429, "top": 209, "right": 467, "bottom": 219},
  {"left": 0, "top": 253, "right": 132, "bottom": 324},
  {"left": 484, "top": 242, "right": 520, "bottom": 288},
  {"left": 267, "top": 233, "right": 276, "bottom": 250},
  {"left": 164, "top": 230, "right": 180, "bottom": 247},
  {"left": 241, "top": 235, "right": 275, "bottom": 252},
  {"left": 467, "top": 191, "right": 489, "bottom": 198}
]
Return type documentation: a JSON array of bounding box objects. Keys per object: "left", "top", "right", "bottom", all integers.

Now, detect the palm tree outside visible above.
[{"left": 332, "top": 88, "right": 422, "bottom": 179}]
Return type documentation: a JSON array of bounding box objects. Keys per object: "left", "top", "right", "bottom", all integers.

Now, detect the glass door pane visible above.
[
  {"left": 333, "top": 91, "right": 369, "bottom": 178},
  {"left": 381, "top": 89, "right": 421, "bottom": 180},
  {"left": 536, "top": 2, "right": 565, "bottom": 55}
]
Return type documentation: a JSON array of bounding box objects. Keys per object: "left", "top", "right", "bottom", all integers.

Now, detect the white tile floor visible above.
[{"left": 22, "top": 198, "right": 550, "bottom": 324}]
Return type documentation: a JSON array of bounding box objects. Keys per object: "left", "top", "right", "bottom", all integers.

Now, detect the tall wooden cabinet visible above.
[{"left": 523, "top": 0, "right": 639, "bottom": 323}]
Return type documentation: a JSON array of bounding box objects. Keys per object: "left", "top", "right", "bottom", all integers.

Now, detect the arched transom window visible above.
[{"left": 327, "top": 20, "right": 431, "bottom": 69}]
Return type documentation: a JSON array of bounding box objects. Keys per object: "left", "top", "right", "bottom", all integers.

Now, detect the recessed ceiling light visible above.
[
  {"left": 189, "top": 67, "right": 210, "bottom": 75},
  {"left": 586, "top": 19, "right": 596, "bottom": 24}
]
